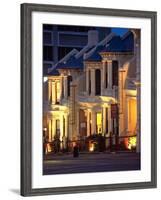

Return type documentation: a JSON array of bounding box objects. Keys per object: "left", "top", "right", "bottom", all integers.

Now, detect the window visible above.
[
  {"left": 61, "top": 77, "right": 64, "bottom": 98},
  {"left": 57, "top": 25, "right": 94, "bottom": 32},
  {"left": 112, "top": 61, "right": 118, "bottom": 87},
  {"left": 95, "top": 69, "right": 101, "bottom": 95},
  {"left": 59, "top": 33, "right": 87, "bottom": 47},
  {"left": 43, "top": 32, "right": 52, "bottom": 44},
  {"left": 105, "top": 62, "right": 108, "bottom": 88},
  {"left": 79, "top": 109, "right": 87, "bottom": 137},
  {"left": 43, "top": 46, "right": 53, "bottom": 61},
  {"left": 67, "top": 76, "right": 72, "bottom": 96},
  {"left": 89, "top": 70, "right": 91, "bottom": 95}
]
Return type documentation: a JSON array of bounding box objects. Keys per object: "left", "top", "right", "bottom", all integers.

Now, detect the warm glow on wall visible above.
[{"left": 128, "top": 98, "right": 137, "bottom": 133}]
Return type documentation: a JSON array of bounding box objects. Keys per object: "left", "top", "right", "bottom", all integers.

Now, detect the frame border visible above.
[{"left": 21, "top": 3, "right": 157, "bottom": 196}]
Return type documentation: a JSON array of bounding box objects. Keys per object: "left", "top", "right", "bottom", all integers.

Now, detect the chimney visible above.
[{"left": 87, "top": 30, "right": 99, "bottom": 46}]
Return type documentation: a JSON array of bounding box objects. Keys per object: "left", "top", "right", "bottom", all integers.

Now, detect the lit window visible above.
[{"left": 96, "top": 112, "right": 102, "bottom": 134}]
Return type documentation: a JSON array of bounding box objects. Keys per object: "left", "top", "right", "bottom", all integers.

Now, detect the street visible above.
[{"left": 43, "top": 152, "right": 140, "bottom": 175}]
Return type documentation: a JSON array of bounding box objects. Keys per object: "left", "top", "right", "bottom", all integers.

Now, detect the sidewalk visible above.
[{"left": 44, "top": 150, "right": 138, "bottom": 160}]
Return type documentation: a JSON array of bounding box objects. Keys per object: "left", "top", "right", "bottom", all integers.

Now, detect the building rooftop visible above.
[
  {"left": 56, "top": 55, "right": 84, "bottom": 70},
  {"left": 49, "top": 30, "right": 134, "bottom": 74},
  {"left": 84, "top": 45, "right": 103, "bottom": 61},
  {"left": 100, "top": 34, "right": 133, "bottom": 53}
]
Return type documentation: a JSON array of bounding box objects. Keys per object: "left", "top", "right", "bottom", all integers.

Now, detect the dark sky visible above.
[{"left": 111, "top": 28, "right": 129, "bottom": 36}]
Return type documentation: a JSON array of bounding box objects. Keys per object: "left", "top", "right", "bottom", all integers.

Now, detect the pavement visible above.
[{"left": 43, "top": 152, "right": 140, "bottom": 175}]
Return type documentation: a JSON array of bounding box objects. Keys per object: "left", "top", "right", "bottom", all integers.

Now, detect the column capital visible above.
[
  {"left": 102, "top": 60, "right": 107, "bottom": 63},
  {"left": 134, "top": 81, "right": 141, "bottom": 86}
]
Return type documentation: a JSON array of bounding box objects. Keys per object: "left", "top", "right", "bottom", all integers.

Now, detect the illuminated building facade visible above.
[{"left": 43, "top": 29, "right": 140, "bottom": 152}]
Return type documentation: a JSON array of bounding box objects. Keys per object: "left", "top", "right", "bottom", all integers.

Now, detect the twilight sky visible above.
[{"left": 111, "top": 28, "right": 129, "bottom": 36}]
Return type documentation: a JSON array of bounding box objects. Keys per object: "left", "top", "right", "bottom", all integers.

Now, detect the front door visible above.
[
  {"left": 79, "top": 109, "right": 87, "bottom": 137},
  {"left": 56, "top": 119, "right": 60, "bottom": 138}
]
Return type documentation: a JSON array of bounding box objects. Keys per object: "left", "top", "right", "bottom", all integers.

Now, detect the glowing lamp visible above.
[
  {"left": 43, "top": 76, "right": 48, "bottom": 82},
  {"left": 128, "top": 136, "right": 136, "bottom": 150},
  {"left": 89, "top": 143, "right": 94, "bottom": 152},
  {"left": 46, "top": 143, "right": 52, "bottom": 154}
]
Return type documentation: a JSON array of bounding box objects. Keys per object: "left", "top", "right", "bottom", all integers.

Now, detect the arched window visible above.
[
  {"left": 112, "top": 61, "right": 118, "bottom": 87},
  {"left": 105, "top": 62, "right": 108, "bottom": 88},
  {"left": 67, "top": 75, "right": 72, "bottom": 96},
  {"left": 95, "top": 69, "right": 101, "bottom": 95}
]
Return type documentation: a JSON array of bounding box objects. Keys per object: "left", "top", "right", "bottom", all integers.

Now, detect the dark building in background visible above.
[{"left": 43, "top": 25, "right": 111, "bottom": 74}]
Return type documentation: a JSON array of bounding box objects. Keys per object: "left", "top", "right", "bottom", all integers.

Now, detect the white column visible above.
[
  {"left": 92, "top": 110, "right": 96, "bottom": 134},
  {"left": 108, "top": 61, "right": 112, "bottom": 89},
  {"left": 64, "top": 76, "right": 68, "bottom": 99},
  {"left": 52, "top": 81, "right": 56, "bottom": 104},
  {"left": 48, "top": 119, "right": 52, "bottom": 142},
  {"left": 60, "top": 114, "right": 64, "bottom": 141},
  {"left": 101, "top": 63, "right": 105, "bottom": 95},
  {"left": 63, "top": 114, "right": 68, "bottom": 149},
  {"left": 51, "top": 119, "right": 56, "bottom": 140},
  {"left": 64, "top": 114, "right": 68, "bottom": 138},
  {"left": 68, "top": 116, "right": 73, "bottom": 140},
  {"left": 76, "top": 109, "right": 79, "bottom": 138},
  {"left": 102, "top": 61, "right": 106, "bottom": 89},
  {"left": 86, "top": 69, "right": 89, "bottom": 95},
  {"left": 119, "top": 69, "right": 125, "bottom": 136},
  {"left": 91, "top": 69, "right": 95, "bottom": 96},
  {"left": 60, "top": 77, "right": 63, "bottom": 101},
  {"left": 48, "top": 80, "right": 51, "bottom": 102}
]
